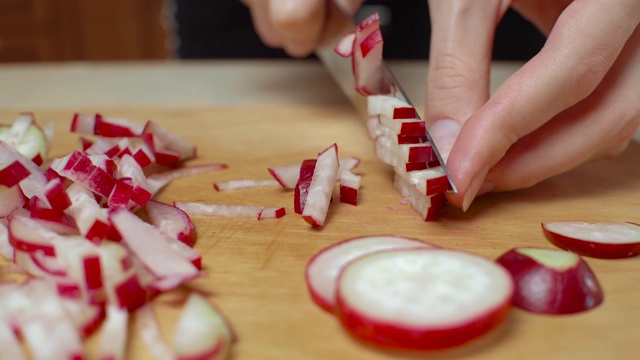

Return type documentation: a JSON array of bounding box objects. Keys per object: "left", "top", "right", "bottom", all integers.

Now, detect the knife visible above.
[{"left": 315, "top": 1, "right": 457, "bottom": 194}]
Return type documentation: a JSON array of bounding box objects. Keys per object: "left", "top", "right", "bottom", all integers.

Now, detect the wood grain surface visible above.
[{"left": 1, "top": 106, "right": 639, "bottom": 360}]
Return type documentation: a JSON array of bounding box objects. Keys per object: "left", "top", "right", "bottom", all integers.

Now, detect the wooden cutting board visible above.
[{"left": 1, "top": 106, "right": 639, "bottom": 360}]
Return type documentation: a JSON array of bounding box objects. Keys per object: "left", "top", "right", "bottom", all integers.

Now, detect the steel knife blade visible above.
[{"left": 315, "top": 1, "right": 457, "bottom": 193}]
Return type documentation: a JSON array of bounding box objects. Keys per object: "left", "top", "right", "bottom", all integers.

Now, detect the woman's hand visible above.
[
  {"left": 241, "top": 0, "right": 364, "bottom": 57},
  {"left": 426, "top": 0, "right": 640, "bottom": 210}
]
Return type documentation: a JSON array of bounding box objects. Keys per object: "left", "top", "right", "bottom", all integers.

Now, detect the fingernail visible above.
[
  {"left": 428, "top": 119, "right": 461, "bottom": 163},
  {"left": 462, "top": 165, "right": 490, "bottom": 212}
]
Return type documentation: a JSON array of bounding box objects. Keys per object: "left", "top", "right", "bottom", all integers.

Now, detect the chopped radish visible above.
[
  {"left": 336, "top": 249, "right": 513, "bottom": 350},
  {"left": 542, "top": 221, "right": 640, "bottom": 259},
  {"left": 0, "top": 113, "right": 49, "bottom": 165},
  {"left": 339, "top": 172, "right": 360, "bottom": 206},
  {"left": 0, "top": 141, "right": 49, "bottom": 203},
  {"left": 294, "top": 159, "right": 317, "bottom": 214},
  {"left": 146, "top": 200, "right": 197, "bottom": 247},
  {"left": 175, "top": 202, "right": 286, "bottom": 220},
  {"left": 146, "top": 163, "right": 228, "bottom": 195},
  {"left": 71, "top": 113, "right": 144, "bottom": 137},
  {"left": 496, "top": 247, "right": 604, "bottom": 314},
  {"left": 393, "top": 173, "right": 446, "bottom": 221},
  {"left": 143, "top": 120, "right": 196, "bottom": 161},
  {"left": 268, "top": 156, "right": 361, "bottom": 190},
  {"left": 98, "top": 305, "right": 129, "bottom": 360},
  {"left": 351, "top": 13, "right": 391, "bottom": 95},
  {"left": 302, "top": 144, "right": 340, "bottom": 228},
  {"left": 213, "top": 179, "right": 279, "bottom": 191},
  {"left": 334, "top": 31, "right": 355, "bottom": 57},
  {"left": 135, "top": 303, "right": 175, "bottom": 360},
  {"left": 0, "top": 160, "right": 31, "bottom": 188},
  {"left": 305, "top": 235, "right": 438, "bottom": 313},
  {"left": 0, "top": 185, "right": 25, "bottom": 217},
  {"left": 0, "top": 317, "right": 28, "bottom": 360},
  {"left": 173, "top": 293, "right": 235, "bottom": 360},
  {"left": 0, "top": 222, "right": 11, "bottom": 260}
]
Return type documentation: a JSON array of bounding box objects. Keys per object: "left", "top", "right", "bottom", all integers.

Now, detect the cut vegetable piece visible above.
[
  {"left": 393, "top": 173, "right": 446, "bottom": 221},
  {"left": 0, "top": 141, "right": 48, "bottom": 202},
  {"left": 339, "top": 172, "right": 361, "bottom": 206},
  {"left": 0, "top": 185, "right": 25, "bottom": 217},
  {"left": 496, "top": 247, "right": 604, "bottom": 314},
  {"left": 98, "top": 305, "right": 129, "bottom": 360},
  {"left": 146, "top": 200, "right": 197, "bottom": 247},
  {"left": 135, "top": 304, "right": 174, "bottom": 360},
  {"left": 0, "top": 222, "right": 12, "bottom": 260},
  {"left": 334, "top": 31, "right": 355, "bottom": 57},
  {"left": 542, "top": 221, "right": 640, "bottom": 259},
  {"left": 268, "top": 156, "right": 361, "bottom": 190},
  {"left": 0, "top": 160, "right": 31, "bottom": 188},
  {"left": 302, "top": 144, "right": 340, "bottom": 228},
  {"left": 143, "top": 120, "right": 196, "bottom": 161},
  {"left": 146, "top": 163, "right": 228, "bottom": 195},
  {"left": 336, "top": 249, "right": 513, "bottom": 350},
  {"left": 306, "top": 235, "right": 438, "bottom": 313},
  {"left": 175, "top": 202, "right": 285, "bottom": 220},
  {"left": 0, "top": 113, "right": 49, "bottom": 165},
  {"left": 294, "top": 159, "right": 317, "bottom": 214},
  {"left": 213, "top": 179, "right": 279, "bottom": 191},
  {"left": 173, "top": 293, "right": 235, "bottom": 360},
  {"left": 352, "top": 13, "right": 391, "bottom": 95},
  {"left": 0, "top": 317, "right": 28, "bottom": 360}
]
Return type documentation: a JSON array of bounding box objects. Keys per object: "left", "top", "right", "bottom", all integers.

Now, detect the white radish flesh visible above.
[
  {"left": 213, "top": 179, "right": 279, "bottom": 191},
  {"left": 336, "top": 249, "right": 514, "bottom": 350},
  {"left": 302, "top": 144, "right": 340, "bottom": 228},
  {"left": 305, "top": 235, "right": 438, "bottom": 313},
  {"left": 175, "top": 202, "right": 286, "bottom": 220}
]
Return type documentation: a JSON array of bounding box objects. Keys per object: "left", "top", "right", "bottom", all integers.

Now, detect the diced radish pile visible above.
[
  {"left": 0, "top": 113, "right": 235, "bottom": 358},
  {"left": 306, "top": 236, "right": 514, "bottom": 351},
  {"left": 542, "top": 221, "right": 640, "bottom": 259},
  {"left": 367, "top": 95, "right": 450, "bottom": 220}
]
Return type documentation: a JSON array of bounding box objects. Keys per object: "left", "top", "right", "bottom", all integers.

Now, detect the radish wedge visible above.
[
  {"left": 305, "top": 235, "right": 438, "bottom": 313},
  {"left": 496, "top": 247, "right": 603, "bottom": 314},
  {"left": 336, "top": 249, "right": 513, "bottom": 350},
  {"left": 542, "top": 221, "right": 640, "bottom": 259},
  {"left": 173, "top": 293, "right": 234, "bottom": 360}
]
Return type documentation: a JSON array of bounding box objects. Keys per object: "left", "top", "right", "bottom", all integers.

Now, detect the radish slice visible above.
[
  {"left": 173, "top": 293, "right": 234, "bottom": 360},
  {"left": 336, "top": 249, "right": 514, "bottom": 350},
  {"left": 542, "top": 221, "right": 640, "bottom": 259},
  {"left": 302, "top": 144, "right": 339, "bottom": 228},
  {"left": 175, "top": 202, "right": 286, "bottom": 220},
  {"left": 496, "top": 247, "right": 604, "bottom": 314},
  {"left": 98, "top": 305, "right": 129, "bottom": 360},
  {"left": 213, "top": 179, "right": 279, "bottom": 191},
  {"left": 135, "top": 304, "right": 174, "bottom": 360},
  {"left": 146, "top": 200, "right": 197, "bottom": 247},
  {"left": 305, "top": 235, "right": 438, "bottom": 313}
]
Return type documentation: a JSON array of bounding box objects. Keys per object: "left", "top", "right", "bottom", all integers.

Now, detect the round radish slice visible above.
[
  {"left": 542, "top": 221, "right": 640, "bottom": 259},
  {"left": 496, "top": 247, "right": 604, "bottom": 314},
  {"left": 305, "top": 235, "right": 438, "bottom": 313},
  {"left": 336, "top": 249, "right": 513, "bottom": 350}
]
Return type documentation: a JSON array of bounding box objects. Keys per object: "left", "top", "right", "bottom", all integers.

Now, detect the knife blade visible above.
[{"left": 315, "top": 1, "right": 457, "bottom": 194}]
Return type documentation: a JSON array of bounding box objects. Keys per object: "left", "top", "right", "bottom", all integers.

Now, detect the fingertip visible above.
[{"left": 270, "top": 0, "right": 326, "bottom": 56}]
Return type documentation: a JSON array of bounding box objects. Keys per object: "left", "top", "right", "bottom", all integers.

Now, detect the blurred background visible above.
[{"left": 0, "top": 0, "right": 546, "bottom": 63}]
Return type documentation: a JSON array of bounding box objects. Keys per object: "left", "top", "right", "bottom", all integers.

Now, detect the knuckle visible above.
[{"left": 428, "top": 52, "right": 478, "bottom": 94}]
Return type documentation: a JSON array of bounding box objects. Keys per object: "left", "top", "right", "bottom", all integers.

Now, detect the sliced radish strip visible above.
[
  {"left": 175, "top": 202, "right": 286, "bottom": 220},
  {"left": 98, "top": 305, "right": 129, "bottom": 360},
  {"left": 146, "top": 200, "right": 197, "bottom": 247},
  {"left": 213, "top": 179, "right": 279, "bottom": 191},
  {"left": 135, "top": 303, "right": 175, "bottom": 360},
  {"left": 339, "top": 172, "right": 360, "bottom": 206},
  {"left": 336, "top": 249, "right": 514, "bottom": 350},
  {"left": 302, "top": 144, "right": 339, "bottom": 228},
  {"left": 305, "top": 235, "right": 438, "bottom": 313},
  {"left": 334, "top": 31, "right": 355, "bottom": 57},
  {"left": 173, "top": 293, "right": 234, "bottom": 360},
  {"left": 294, "top": 159, "right": 317, "bottom": 214},
  {"left": 147, "top": 163, "right": 228, "bottom": 195},
  {"left": 542, "top": 221, "right": 640, "bottom": 259},
  {"left": 0, "top": 317, "right": 28, "bottom": 360},
  {"left": 496, "top": 247, "right": 604, "bottom": 314},
  {"left": 110, "top": 209, "right": 200, "bottom": 290},
  {"left": 143, "top": 120, "right": 196, "bottom": 161}
]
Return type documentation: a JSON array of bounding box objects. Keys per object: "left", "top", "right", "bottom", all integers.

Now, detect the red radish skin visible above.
[
  {"left": 496, "top": 247, "right": 604, "bottom": 314},
  {"left": 542, "top": 221, "right": 640, "bottom": 259},
  {"left": 305, "top": 235, "right": 438, "bottom": 313},
  {"left": 294, "top": 159, "right": 317, "bottom": 214},
  {"left": 336, "top": 249, "right": 514, "bottom": 350},
  {"left": 339, "top": 172, "right": 360, "bottom": 206},
  {"left": 0, "top": 161, "right": 31, "bottom": 188}
]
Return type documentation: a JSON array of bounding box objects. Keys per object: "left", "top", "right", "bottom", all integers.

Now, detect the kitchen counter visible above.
[{"left": 0, "top": 60, "right": 639, "bottom": 360}]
